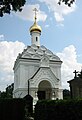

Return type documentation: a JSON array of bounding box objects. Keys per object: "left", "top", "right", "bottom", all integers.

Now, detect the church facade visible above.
[{"left": 13, "top": 9, "right": 63, "bottom": 105}]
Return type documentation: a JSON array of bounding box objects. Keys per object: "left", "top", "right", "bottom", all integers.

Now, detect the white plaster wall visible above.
[
  {"left": 14, "top": 66, "right": 20, "bottom": 90},
  {"left": 13, "top": 88, "right": 28, "bottom": 98},
  {"left": 19, "top": 65, "right": 34, "bottom": 87},
  {"left": 17, "top": 60, "right": 40, "bottom": 89},
  {"left": 19, "top": 64, "right": 26, "bottom": 88},
  {"left": 50, "top": 63, "right": 61, "bottom": 80},
  {"left": 31, "top": 32, "right": 40, "bottom": 46}
]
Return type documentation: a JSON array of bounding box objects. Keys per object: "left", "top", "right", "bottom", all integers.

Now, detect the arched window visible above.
[{"left": 36, "top": 37, "right": 38, "bottom": 41}]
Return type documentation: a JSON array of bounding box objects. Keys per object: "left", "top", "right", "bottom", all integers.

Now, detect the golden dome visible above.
[
  {"left": 29, "top": 8, "right": 42, "bottom": 34},
  {"left": 29, "top": 21, "right": 42, "bottom": 33}
]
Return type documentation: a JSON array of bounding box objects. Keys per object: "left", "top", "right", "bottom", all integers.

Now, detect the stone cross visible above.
[{"left": 73, "top": 70, "right": 78, "bottom": 79}]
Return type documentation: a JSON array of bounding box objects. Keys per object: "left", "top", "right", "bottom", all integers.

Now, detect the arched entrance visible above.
[{"left": 37, "top": 80, "right": 52, "bottom": 100}]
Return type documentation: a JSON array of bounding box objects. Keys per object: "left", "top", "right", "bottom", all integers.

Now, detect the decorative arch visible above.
[
  {"left": 34, "top": 77, "right": 55, "bottom": 89},
  {"left": 38, "top": 80, "right": 52, "bottom": 100}
]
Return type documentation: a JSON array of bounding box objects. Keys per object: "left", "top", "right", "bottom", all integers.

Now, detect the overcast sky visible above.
[{"left": 0, "top": 0, "right": 82, "bottom": 91}]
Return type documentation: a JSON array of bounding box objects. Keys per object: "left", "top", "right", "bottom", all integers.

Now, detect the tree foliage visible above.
[
  {"left": 0, "top": 0, "right": 76, "bottom": 17},
  {"left": 0, "top": 83, "right": 14, "bottom": 98},
  {"left": 78, "top": 70, "right": 82, "bottom": 79},
  {"left": 63, "top": 89, "right": 70, "bottom": 100},
  {"left": 0, "top": 0, "right": 26, "bottom": 17},
  {"left": 58, "top": 0, "right": 75, "bottom": 7}
]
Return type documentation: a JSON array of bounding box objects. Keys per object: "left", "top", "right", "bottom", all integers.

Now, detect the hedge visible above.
[
  {"left": 0, "top": 98, "right": 25, "bottom": 120},
  {"left": 34, "top": 99, "right": 82, "bottom": 120}
]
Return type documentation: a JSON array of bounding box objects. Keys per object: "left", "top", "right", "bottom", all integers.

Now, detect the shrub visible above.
[
  {"left": 0, "top": 98, "right": 25, "bottom": 120},
  {"left": 35, "top": 99, "right": 82, "bottom": 120}
]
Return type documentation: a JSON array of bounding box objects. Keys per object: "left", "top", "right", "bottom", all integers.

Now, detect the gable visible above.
[
  {"left": 40, "top": 55, "right": 49, "bottom": 67},
  {"left": 27, "top": 47, "right": 35, "bottom": 54},
  {"left": 45, "top": 49, "right": 53, "bottom": 56},
  {"left": 29, "top": 67, "right": 60, "bottom": 88},
  {"left": 22, "top": 52, "right": 32, "bottom": 58}
]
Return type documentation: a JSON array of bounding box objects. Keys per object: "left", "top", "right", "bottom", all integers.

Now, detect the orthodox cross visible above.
[
  {"left": 73, "top": 70, "right": 78, "bottom": 79},
  {"left": 33, "top": 8, "right": 38, "bottom": 22}
]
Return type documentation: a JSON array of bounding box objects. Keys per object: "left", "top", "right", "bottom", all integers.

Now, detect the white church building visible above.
[{"left": 13, "top": 8, "right": 63, "bottom": 105}]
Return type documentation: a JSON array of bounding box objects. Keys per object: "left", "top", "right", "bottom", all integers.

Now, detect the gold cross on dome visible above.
[{"left": 33, "top": 8, "right": 38, "bottom": 22}]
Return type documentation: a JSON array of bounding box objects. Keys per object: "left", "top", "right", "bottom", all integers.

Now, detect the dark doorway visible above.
[
  {"left": 37, "top": 91, "right": 45, "bottom": 100},
  {"left": 38, "top": 80, "right": 52, "bottom": 100}
]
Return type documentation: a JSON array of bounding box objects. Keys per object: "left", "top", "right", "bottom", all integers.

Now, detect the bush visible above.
[
  {"left": 35, "top": 99, "right": 82, "bottom": 120},
  {"left": 0, "top": 98, "right": 25, "bottom": 120}
]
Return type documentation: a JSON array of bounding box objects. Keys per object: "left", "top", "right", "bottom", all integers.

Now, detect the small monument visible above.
[{"left": 68, "top": 69, "right": 82, "bottom": 99}]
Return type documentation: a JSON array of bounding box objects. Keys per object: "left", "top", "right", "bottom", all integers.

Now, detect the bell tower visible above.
[{"left": 29, "top": 8, "right": 42, "bottom": 46}]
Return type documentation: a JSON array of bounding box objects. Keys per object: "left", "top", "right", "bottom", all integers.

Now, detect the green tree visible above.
[
  {"left": 0, "top": 83, "right": 14, "bottom": 98},
  {"left": 63, "top": 89, "right": 70, "bottom": 100},
  {"left": 58, "top": 0, "right": 75, "bottom": 7},
  {"left": 78, "top": 70, "right": 82, "bottom": 79},
  {"left": 0, "top": 0, "right": 26, "bottom": 17},
  {"left": 0, "top": 91, "right": 7, "bottom": 98},
  {"left": 6, "top": 83, "right": 14, "bottom": 98}
]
